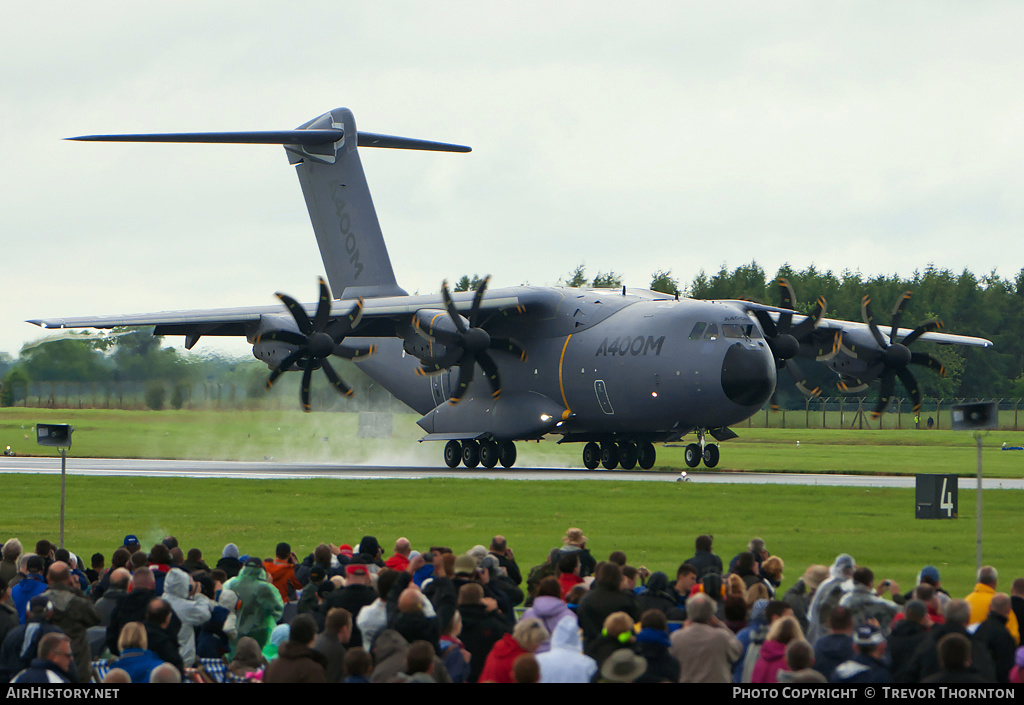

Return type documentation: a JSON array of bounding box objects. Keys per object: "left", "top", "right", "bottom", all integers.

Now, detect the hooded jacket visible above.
[
  {"left": 750, "top": 639, "right": 788, "bottom": 683},
  {"left": 224, "top": 562, "right": 283, "bottom": 648},
  {"left": 163, "top": 568, "right": 213, "bottom": 666},
  {"left": 806, "top": 554, "right": 855, "bottom": 643},
  {"left": 536, "top": 615, "right": 598, "bottom": 683}
]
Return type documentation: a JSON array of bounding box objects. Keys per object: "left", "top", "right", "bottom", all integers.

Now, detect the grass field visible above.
[
  {"left": 4, "top": 407, "right": 1024, "bottom": 477},
  {"left": 4, "top": 474, "right": 1021, "bottom": 600},
  {"left": 3, "top": 407, "right": 1021, "bottom": 601}
]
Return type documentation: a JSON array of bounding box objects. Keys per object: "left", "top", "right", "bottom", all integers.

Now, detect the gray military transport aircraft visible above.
[{"left": 30, "top": 107, "right": 993, "bottom": 471}]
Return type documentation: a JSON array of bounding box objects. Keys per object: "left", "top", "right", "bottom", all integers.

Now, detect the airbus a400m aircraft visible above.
[{"left": 31, "top": 107, "right": 992, "bottom": 471}]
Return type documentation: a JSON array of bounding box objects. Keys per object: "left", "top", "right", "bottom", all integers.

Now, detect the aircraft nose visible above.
[{"left": 721, "top": 342, "right": 775, "bottom": 407}]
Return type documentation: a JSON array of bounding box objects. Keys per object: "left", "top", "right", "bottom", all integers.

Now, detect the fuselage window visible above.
[
  {"left": 689, "top": 322, "right": 707, "bottom": 340},
  {"left": 703, "top": 324, "right": 719, "bottom": 341}
]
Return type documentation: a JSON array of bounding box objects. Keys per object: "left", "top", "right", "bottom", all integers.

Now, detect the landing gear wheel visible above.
[
  {"left": 497, "top": 441, "right": 517, "bottom": 468},
  {"left": 443, "top": 440, "right": 462, "bottom": 469},
  {"left": 582, "top": 442, "right": 600, "bottom": 470},
  {"left": 702, "top": 444, "right": 720, "bottom": 468},
  {"left": 637, "top": 442, "right": 657, "bottom": 470},
  {"left": 617, "top": 442, "right": 638, "bottom": 470},
  {"left": 600, "top": 442, "right": 619, "bottom": 470},
  {"left": 684, "top": 443, "right": 702, "bottom": 468},
  {"left": 480, "top": 440, "right": 499, "bottom": 469},
  {"left": 462, "top": 440, "right": 480, "bottom": 468}
]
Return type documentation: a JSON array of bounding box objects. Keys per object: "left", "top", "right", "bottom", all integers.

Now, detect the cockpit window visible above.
[
  {"left": 688, "top": 322, "right": 706, "bottom": 340},
  {"left": 722, "top": 323, "right": 763, "bottom": 339},
  {"left": 703, "top": 324, "right": 719, "bottom": 341}
]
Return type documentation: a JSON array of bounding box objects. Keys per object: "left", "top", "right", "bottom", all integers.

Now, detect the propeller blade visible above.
[
  {"left": 910, "top": 351, "right": 946, "bottom": 377},
  {"left": 321, "top": 359, "right": 354, "bottom": 398},
  {"left": 491, "top": 337, "right": 528, "bottom": 362},
  {"left": 441, "top": 281, "right": 467, "bottom": 334},
  {"left": 790, "top": 296, "right": 826, "bottom": 340},
  {"left": 889, "top": 291, "right": 912, "bottom": 343},
  {"left": 477, "top": 351, "right": 502, "bottom": 399},
  {"left": 266, "top": 349, "right": 306, "bottom": 389},
  {"left": 313, "top": 277, "right": 332, "bottom": 332},
  {"left": 753, "top": 310, "right": 779, "bottom": 338},
  {"left": 901, "top": 319, "right": 943, "bottom": 347},
  {"left": 276, "top": 293, "right": 314, "bottom": 335},
  {"left": 469, "top": 275, "right": 490, "bottom": 326},
  {"left": 861, "top": 295, "right": 889, "bottom": 350},
  {"left": 300, "top": 364, "right": 314, "bottom": 412},
  {"left": 872, "top": 370, "right": 896, "bottom": 417},
  {"left": 778, "top": 278, "right": 796, "bottom": 311},
  {"left": 786, "top": 358, "right": 822, "bottom": 398},
  {"left": 895, "top": 366, "right": 923, "bottom": 413},
  {"left": 333, "top": 343, "right": 377, "bottom": 360},
  {"left": 449, "top": 359, "right": 476, "bottom": 404}
]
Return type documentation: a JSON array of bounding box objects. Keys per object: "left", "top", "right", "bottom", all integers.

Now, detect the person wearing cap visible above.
[
  {"left": 0, "top": 594, "right": 64, "bottom": 681},
  {"left": 216, "top": 544, "right": 243, "bottom": 580},
  {"left": 598, "top": 647, "right": 648, "bottom": 683},
  {"left": 11, "top": 555, "right": 47, "bottom": 624},
  {"left": 223, "top": 558, "right": 283, "bottom": 649},
  {"left": 122, "top": 535, "right": 141, "bottom": 555},
  {"left": 320, "top": 563, "right": 378, "bottom": 649},
  {"left": 829, "top": 624, "right": 891, "bottom": 683},
  {"left": 551, "top": 528, "right": 596, "bottom": 578},
  {"left": 783, "top": 564, "right": 829, "bottom": 634},
  {"left": 887, "top": 600, "right": 933, "bottom": 680},
  {"left": 352, "top": 536, "right": 385, "bottom": 572}
]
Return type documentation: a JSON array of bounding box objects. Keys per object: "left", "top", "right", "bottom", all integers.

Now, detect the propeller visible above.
[
  {"left": 752, "top": 277, "right": 838, "bottom": 410},
  {"left": 841, "top": 291, "right": 946, "bottom": 417},
  {"left": 258, "top": 277, "right": 375, "bottom": 411},
  {"left": 414, "top": 276, "right": 526, "bottom": 404}
]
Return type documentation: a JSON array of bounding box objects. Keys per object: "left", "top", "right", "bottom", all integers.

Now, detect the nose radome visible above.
[{"left": 721, "top": 342, "right": 775, "bottom": 407}]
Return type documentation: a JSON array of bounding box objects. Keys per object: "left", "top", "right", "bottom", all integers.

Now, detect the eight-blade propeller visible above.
[
  {"left": 752, "top": 277, "right": 838, "bottom": 410},
  {"left": 414, "top": 276, "right": 526, "bottom": 404},
  {"left": 258, "top": 277, "right": 374, "bottom": 411},
  {"left": 841, "top": 291, "right": 946, "bottom": 417}
]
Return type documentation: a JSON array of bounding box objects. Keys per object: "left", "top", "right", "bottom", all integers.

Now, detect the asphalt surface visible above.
[{"left": 3, "top": 455, "right": 1024, "bottom": 489}]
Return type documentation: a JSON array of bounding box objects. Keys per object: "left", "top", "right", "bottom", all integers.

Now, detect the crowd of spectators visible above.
[{"left": 1, "top": 531, "right": 1022, "bottom": 684}]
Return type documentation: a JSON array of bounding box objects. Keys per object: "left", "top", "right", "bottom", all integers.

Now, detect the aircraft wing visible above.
[
  {"left": 28, "top": 290, "right": 527, "bottom": 344},
  {"left": 733, "top": 300, "right": 993, "bottom": 348}
]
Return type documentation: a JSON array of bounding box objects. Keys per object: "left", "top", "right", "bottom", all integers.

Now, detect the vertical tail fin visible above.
[{"left": 68, "top": 107, "right": 470, "bottom": 299}]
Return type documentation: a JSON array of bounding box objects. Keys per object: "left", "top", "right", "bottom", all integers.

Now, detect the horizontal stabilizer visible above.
[{"left": 67, "top": 130, "right": 470, "bottom": 152}]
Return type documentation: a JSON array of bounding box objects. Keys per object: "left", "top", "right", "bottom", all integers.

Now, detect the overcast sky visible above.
[{"left": 3, "top": 2, "right": 1022, "bottom": 359}]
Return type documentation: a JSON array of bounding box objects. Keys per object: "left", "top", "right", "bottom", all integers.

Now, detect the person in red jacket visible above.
[{"left": 477, "top": 618, "right": 549, "bottom": 683}]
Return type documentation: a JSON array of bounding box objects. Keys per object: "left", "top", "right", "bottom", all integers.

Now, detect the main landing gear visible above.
[
  {"left": 581, "top": 441, "right": 657, "bottom": 470},
  {"left": 443, "top": 439, "right": 517, "bottom": 469}
]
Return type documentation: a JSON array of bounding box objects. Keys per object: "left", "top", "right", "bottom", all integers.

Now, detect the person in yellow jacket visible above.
[{"left": 966, "top": 566, "right": 1019, "bottom": 645}]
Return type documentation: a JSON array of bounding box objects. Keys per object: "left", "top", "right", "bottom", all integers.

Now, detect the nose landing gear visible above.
[{"left": 684, "top": 429, "right": 720, "bottom": 469}]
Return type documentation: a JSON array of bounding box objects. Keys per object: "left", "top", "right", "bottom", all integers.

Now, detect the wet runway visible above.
[{"left": 3, "top": 455, "right": 1024, "bottom": 489}]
